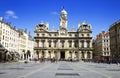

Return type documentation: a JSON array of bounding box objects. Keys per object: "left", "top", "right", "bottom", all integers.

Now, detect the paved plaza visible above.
[{"left": 0, "top": 61, "right": 120, "bottom": 78}]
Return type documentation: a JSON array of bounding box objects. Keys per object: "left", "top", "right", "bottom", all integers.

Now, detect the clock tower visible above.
[
  {"left": 59, "top": 7, "right": 68, "bottom": 36},
  {"left": 60, "top": 7, "right": 67, "bottom": 29}
]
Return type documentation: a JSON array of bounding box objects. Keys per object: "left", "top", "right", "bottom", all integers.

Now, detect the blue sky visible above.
[{"left": 0, "top": 0, "right": 120, "bottom": 38}]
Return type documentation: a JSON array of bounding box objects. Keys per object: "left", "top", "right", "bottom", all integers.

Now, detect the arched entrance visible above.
[{"left": 60, "top": 51, "right": 65, "bottom": 60}]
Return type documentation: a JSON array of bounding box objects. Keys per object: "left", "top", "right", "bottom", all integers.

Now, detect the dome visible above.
[{"left": 61, "top": 9, "right": 67, "bottom": 14}]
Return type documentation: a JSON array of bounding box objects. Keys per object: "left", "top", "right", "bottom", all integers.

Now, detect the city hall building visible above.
[{"left": 34, "top": 8, "right": 93, "bottom": 61}]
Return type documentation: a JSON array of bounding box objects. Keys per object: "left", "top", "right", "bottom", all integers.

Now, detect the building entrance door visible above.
[{"left": 60, "top": 51, "right": 65, "bottom": 60}]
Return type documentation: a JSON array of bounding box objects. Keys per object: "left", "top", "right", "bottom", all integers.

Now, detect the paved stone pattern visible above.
[{"left": 0, "top": 61, "right": 120, "bottom": 78}]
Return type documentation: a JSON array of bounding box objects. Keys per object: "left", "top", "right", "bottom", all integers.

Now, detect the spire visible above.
[
  {"left": 82, "top": 20, "right": 86, "bottom": 25},
  {"left": 61, "top": 6, "right": 67, "bottom": 14},
  {"left": 60, "top": 6, "right": 68, "bottom": 29},
  {"left": 61, "top": 6, "right": 64, "bottom": 10},
  {"left": 40, "top": 20, "right": 44, "bottom": 24}
]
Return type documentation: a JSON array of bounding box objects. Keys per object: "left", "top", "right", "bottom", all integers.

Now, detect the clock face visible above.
[
  {"left": 62, "top": 22, "right": 65, "bottom": 27},
  {"left": 60, "top": 29, "right": 66, "bottom": 35}
]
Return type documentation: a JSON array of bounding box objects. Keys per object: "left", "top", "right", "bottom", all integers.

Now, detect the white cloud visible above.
[
  {"left": 51, "top": 11, "right": 59, "bottom": 15},
  {"left": 5, "top": 10, "right": 18, "bottom": 19}
]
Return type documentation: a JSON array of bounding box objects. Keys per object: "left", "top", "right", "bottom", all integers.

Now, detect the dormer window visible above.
[
  {"left": 49, "top": 34, "right": 51, "bottom": 36},
  {"left": 54, "top": 34, "right": 57, "bottom": 36},
  {"left": 37, "top": 33, "right": 39, "bottom": 36},
  {"left": 87, "top": 34, "right": 90, "bottom": 37},
  {"left": 82, "top": 34, "right": 84, "bottom": 37},
  {"left": 69, "top": 33, "right": 72, "bottom": 36},
  {"left": 75, "top": 34, "right": 77, "bottom": 37},
  {"left": 42, "top": 33, "right": 45, "bottom": 37}
]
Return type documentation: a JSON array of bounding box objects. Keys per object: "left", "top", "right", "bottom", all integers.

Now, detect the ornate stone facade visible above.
[{"left": 34, "top": 8, "right": 93, "bottom": 61}]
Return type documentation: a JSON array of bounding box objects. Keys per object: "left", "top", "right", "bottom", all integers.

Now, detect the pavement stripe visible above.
[
  {"left": 16, "top": 63, "right": 53, "bottom": 78},
  {"left": 73, "top": 63, "right": 112, "bottom": 78}
]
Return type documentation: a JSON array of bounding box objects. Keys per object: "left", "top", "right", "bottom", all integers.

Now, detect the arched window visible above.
[
  {"left": 82, "top": 52, "right": 84, "bottom": 58},
  {"left": 87, "top": 52, "right": 91, "bottom": 59}
]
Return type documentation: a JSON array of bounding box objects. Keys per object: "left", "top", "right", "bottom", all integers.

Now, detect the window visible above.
[
  {"left": 62, "top": 42, "right": 64, "bottom": 48},
  {"left": 69, "top": 33, "right": 72, "bottom": 36},
  {"left": 69, "top": 41, "right": 72, "bottom": 47},
  {"left": 42, "top": 41, "right": 44, "bottom": 47},
  {"left": 74, "top": 40, "right": 78, "bottom": 47},
  {"left": 75, "top": 34, "right": 77, "bottom": 37},
  {"left": 87, "top": 52, "right": 91, "bottom": 59},
  {"left": 81, "top": 41, "right": 84, "bottom": 48},
  {"left": 49, "top": 42, "right": 51, "bottom": 47},
  {"left": 36, "top": 40, "right": 39, "bottom": 47},
  {"left": 104, "top": 48, "right": 106, "bottom": 51},
  {"left": 3, "top": 35, "right": 4, "bottom": 40},
  {"left": 87, "top": 34, "right": 89, "bottom": 37},
  {"left": 107, "top": 52, "right": 109, "bottom": 55},
  {"left": 54, "top": 34, "right": 56, "bottom": 36},
  {"left": 61, "top": 40, "right": 64, "bottom": 48},
  {"left": 82, "top": 34, "right": 84, "bottom": 37},
  {"left": 42, "top": 51, "right": 44, "bottom": 58},
  {"left": 37, "top": 33, "right": 39, "bottom": 36},
  {"left": 54, "top": 42, "right": 56, "bottom": 47},
  {"left": 42, "top": 33, "right": 45, "bottom": 37},
  {"left": 87, "top": 41, "right": 90, "bottom": 48},
  {"left": 82, "top": 52, "right": 84, "bottom": 58}
]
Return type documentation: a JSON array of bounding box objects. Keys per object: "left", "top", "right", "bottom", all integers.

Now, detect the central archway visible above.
[{"left": 60, "top": 51, "right": 65, "bottom": 60}]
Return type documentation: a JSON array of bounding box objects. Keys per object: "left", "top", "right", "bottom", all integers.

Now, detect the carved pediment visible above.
[
  {"left": 78, "top": 28, "right": 91, "bottom": 32},
  {"left": 35, "top": 24, "right": 48, "bottom": 32}
]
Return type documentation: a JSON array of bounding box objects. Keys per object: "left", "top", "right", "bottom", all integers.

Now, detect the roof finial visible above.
[
  {"left": 61, "top": 6, "right": 65, "bottom": 10},
  {"left": 82, "top": 20, "right": 86, "bottom": 25},
  {"left": 40, "top": 20, "right": 44, "bottom": 24}
]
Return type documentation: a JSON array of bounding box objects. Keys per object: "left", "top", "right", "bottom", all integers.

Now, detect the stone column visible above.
[
  {"left": 51, "top": 40, "right": 53, "bottom": 48},
  {"left": 45, "top": 39, "right": 48, "bottom": 48},
  {"left": 65, "top": 40, "right": 68, "bottom": 48},
  {"left": 84, "top": 51, "right": 87, "bottom": 59},
  {"left": 51, "top": 50, "right": 54, "bottom": 58},
  {"left": 79, "top": 40, "right": 81, "bottom": 48},
  {"left": 22, "top": 53, "right": 24, "bottom": 60},
  {"left": 72, "top": 40, "right": 74, "bottom": 47},
  {"left": 39, "top": 50, "right": 42, "bottom": 58},
  {"left": 72, "top": 51, "right": 75, "bottom": 59},
  {"left": 65, "top": 50, "right": 69, "bottom": 60},
  {"left": 39, "top": 40, "right": 41, "bottom": 47},
  {"left": 90, "top": 51, "right": 92, "bottom": 59},
  {"left": 79, "top": 51, "right": 81, "bottom": 61},
  {"left": 58, "top": 39, "right": 60, "bottom": 48},
  {"left": 58, "top": 51, "right": 60, "bottom": 60},
  {"left": 44, "top": 50, "right": 47, "bottom": 58},
  {"left": 84, "top": 40, "right": 87, "bottom": 48},
  {"left": 90, "top": 40, "right": 92, "bottom": 48}
]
